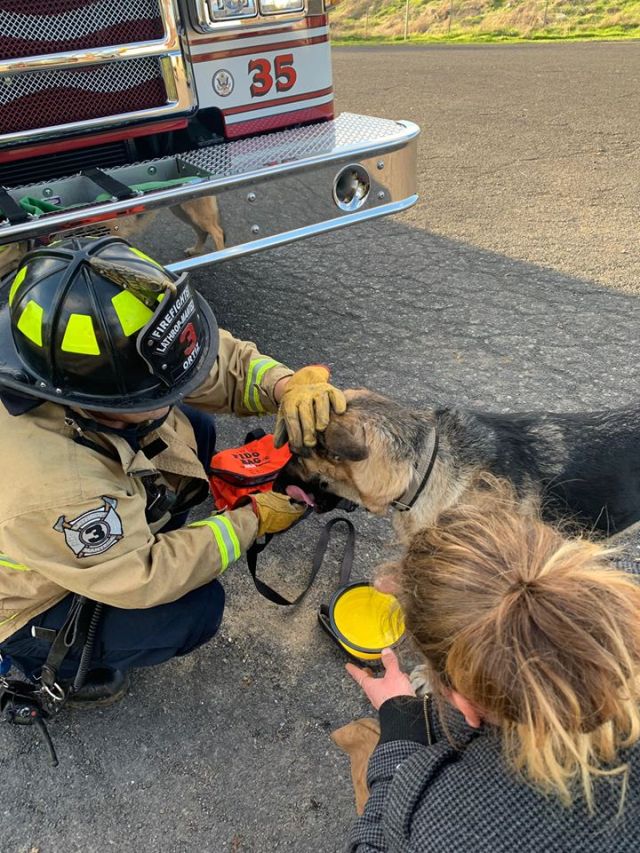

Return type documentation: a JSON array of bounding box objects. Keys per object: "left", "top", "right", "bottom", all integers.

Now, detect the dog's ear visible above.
[{"left": 321, "top": 419, "right": 369, "bottom": 462}]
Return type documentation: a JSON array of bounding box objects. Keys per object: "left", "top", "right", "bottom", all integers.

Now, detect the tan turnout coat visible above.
[{"left": 0, "top": 329, "right": 293, "bottom": 642}]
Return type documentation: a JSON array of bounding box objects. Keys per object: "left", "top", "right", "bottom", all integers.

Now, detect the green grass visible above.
[
  {"left": 333, "top": 28, "right": 640, "bottom": 44},
  {"left": 330, "top": 0, "right": 640, "bottom": 44}
]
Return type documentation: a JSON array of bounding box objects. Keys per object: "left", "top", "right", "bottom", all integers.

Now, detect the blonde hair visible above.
[{"left": 397, "top": 478, "right": 640, "bottom": 811}]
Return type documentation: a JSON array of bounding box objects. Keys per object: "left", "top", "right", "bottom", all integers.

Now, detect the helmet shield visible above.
[{"left": 0, "top": 236, "right": 219, "bottom": 413}]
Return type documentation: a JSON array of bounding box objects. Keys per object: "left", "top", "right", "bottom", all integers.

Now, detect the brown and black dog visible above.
[{"left": 283, "top": 389, "right": 640, "bottom": 543}]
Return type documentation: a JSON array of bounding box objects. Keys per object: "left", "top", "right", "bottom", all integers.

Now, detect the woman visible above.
[{"left": 347, "top": 481, "right": 640, "bottom": 852}]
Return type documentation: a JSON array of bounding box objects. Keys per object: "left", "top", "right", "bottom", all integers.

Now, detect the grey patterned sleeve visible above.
[{"left": 347, "top": 741, "right": 424, "bottom": 852}]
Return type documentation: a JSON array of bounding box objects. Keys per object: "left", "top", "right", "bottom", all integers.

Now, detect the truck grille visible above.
[
  {"left": 0, "top": 140, "right": 130, "bottom": 188},
  {"left": 0, "top": 58, "right": 167, "bottom": 135},
  {"left": 0, "top": 0, "right": 165, "bottom": 60}
]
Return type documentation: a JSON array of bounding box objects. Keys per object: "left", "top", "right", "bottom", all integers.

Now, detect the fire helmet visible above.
[{"left": 0, "top": 236, "right": 219, "bottom": 413}]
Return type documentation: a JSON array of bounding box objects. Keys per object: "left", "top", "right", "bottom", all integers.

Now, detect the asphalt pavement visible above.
[
  {"left": 334, "top": 41, "right": 640, "bottom": 294},
  {"left": 3, "top": 43, "right": 640, "bottom": 853}
]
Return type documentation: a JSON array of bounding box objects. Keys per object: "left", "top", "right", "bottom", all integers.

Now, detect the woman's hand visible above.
[{"left": 346, "top": 648, "right": 416, "bottom": 710}]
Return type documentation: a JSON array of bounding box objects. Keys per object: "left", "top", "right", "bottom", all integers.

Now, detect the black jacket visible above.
[{"left": 348, "top": 696, "right": 640, "bottom": 852}]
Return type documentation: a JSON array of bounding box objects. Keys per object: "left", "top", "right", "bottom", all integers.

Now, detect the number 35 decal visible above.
[{"left": 249, "top": 54, "right": 297, "bottom": 98}]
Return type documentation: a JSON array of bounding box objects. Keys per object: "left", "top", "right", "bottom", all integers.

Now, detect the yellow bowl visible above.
[{"left": 328, "top": 581, "right": 405, "bottom": 661}]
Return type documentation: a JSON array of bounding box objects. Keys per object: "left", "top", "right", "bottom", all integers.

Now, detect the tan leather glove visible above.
[
  {"left": 273, "top": 365, "right": 347, "bottom": 449},
  {"left": 250, "top": 491, "right": 306, "bottom": 537}
]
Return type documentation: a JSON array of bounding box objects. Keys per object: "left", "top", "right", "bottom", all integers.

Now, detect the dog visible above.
[
  {"left": 283, "top": 389, "right": 640, "bottom": 542},
  {"left": 0, "top": 195, "right": 225, "bottom": 280}
]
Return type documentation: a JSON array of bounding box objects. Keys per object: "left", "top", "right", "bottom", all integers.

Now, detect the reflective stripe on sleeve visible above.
[
  {"left": 243, "top": 357, "right": 280, "bottom": 413},
  {"left": 189, "top": 515, "right": 241, "bottom": 572},
  {"left": 0, "top": 612, "right": 18, "bottom": 628},
  {"left": 0, "top": 553, "right": 30, "bottom": 572}
]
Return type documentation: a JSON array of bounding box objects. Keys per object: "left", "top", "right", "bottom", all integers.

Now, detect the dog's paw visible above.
[
  {"left": 184, "top": 244, "right": 206, "bottom": 258},
  {"left": 409, "top": 664, "right": 432, "bottom": 697}
]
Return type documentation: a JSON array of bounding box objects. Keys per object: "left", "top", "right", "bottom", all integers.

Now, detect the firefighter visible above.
[{"left": 0, "top": 237, "right": 345, "bottom": 707}]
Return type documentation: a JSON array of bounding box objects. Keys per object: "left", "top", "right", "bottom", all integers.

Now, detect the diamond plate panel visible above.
[{"left": 181, "top": 113, "right": 410, "bottom": 178}]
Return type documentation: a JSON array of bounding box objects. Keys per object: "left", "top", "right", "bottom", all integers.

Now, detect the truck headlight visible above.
[
  {"left": 207, "top": 0, "right": 258, "bottom": 21},
  {"left": 260, "top": 0, "right": 304, "bottom": 14}
]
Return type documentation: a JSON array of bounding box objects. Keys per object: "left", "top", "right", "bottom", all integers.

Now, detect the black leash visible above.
[{"left": 246, "top": 517, "right": 356, "bottom": 606}]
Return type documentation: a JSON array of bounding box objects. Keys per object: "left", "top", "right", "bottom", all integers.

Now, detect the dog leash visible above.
[{"left": 246, "top": 517, "right": 356, "bottom": 607}]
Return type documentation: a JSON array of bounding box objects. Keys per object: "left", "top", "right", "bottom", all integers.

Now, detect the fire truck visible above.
[{"left": 0, "top": 1, "right": 418, "bottom": 275}]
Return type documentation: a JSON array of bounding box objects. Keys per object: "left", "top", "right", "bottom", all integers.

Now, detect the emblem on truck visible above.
[{"left": 213, "top": 70, "right": 234, "bottom": 98}]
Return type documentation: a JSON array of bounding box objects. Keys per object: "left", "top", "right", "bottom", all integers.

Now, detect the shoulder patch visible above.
[{"left": 54, "top": 496, "right": 124, "bottom": 559}]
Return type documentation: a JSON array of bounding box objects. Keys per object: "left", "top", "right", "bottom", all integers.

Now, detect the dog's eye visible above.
[
  {"left": 328, "top": 453, "right": 342, "bottom": 463},
  {"left": 320, "top": 479, "right": 330, "bottom": 490}
]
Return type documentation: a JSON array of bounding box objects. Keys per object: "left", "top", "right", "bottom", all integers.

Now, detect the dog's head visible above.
[{"left": 280, "top": 390, "right": 433, "bottom": 515}]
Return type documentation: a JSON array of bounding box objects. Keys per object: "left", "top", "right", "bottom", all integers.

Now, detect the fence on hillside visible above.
[{"left": 337, "top": 0, "right": 565, "bottom": 42}]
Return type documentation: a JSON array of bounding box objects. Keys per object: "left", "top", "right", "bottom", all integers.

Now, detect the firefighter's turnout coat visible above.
[{"left": 0, "top": 330, "right": 293, "bottom": 642}]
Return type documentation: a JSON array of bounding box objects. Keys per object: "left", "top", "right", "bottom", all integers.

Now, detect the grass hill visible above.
[{"left": 330, "top": 0, "right": 640, "bottom": 42}]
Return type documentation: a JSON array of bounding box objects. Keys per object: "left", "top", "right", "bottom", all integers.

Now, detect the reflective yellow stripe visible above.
[
  {"left": 61, "top": 313, "right": 101, "bottom": 355},
  {"left": 189, "top": 515, "right": 241, "bottom": 573},
  {"left": 215, "top": 515, "right": 241, "bottom": 562},
  {"left": 131, "top": 247, "right": 163, "bottom": 268},
  {"left": 0, "top": 553, "right": 30, "bottom": 572},
  {"left": 8, "top": 265, "right": 27, "bottom": 307},
  {"left": 16, "top": 299, "right": 43, "bottom": 346},
  {"left": 244, "top": 358, "right": 280, "bottom": 413},
  {"left": 0, "top": 612, "right": 18, "bottom": 628},
  {"left": 111, "top": 290, "right": 154, "bottom": 336}
]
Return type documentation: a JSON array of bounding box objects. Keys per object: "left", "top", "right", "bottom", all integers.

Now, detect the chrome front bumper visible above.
[{"left": 0, "top": 113, "right": 419, "bottom": 270}]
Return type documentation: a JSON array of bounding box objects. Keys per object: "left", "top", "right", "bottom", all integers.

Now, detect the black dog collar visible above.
[{"left": 391, "top": 430, "right": 439, "bottom": 513}]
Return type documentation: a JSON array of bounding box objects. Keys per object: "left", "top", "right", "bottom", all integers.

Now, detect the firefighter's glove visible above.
[
  {"left": 274, "top": 365, "right": 347, "bottom": 450},
  {"left": 251, "top": 492, "right": 307, "bottom": 537}
]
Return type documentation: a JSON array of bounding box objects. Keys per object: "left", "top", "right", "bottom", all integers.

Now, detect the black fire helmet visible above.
[{"left": 0, "top": 236, "right": 219, "bottom": 413}]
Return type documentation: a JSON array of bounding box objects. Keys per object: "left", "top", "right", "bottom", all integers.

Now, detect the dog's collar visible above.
[{"left": 391, "top": 430, "right": 439, "bottom": 513}]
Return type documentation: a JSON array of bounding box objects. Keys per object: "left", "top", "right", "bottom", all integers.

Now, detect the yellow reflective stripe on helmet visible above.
[
  {"left": 244, "top": 358, "right": 280, "bottom": 413},
  {"left": 61, "top": 313, "right": 101, "bottom": 355},
  {"left": 189, "top": 515, "right": 241, "bottom": 573},
  {"left": 111, "top": 290, "right": 154, "bottom": 336},
  {"left": 16, "top": 299, "right": 43, "bottom": 347},
  {"left": 131, "top": 247, "right": 163, "bottom": 268},
  {"left": 8, "top": 265, "right": 27, "bottom": 307},
  {"left": 0, "top": 553, "right": 30, "bottom": 572}
]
